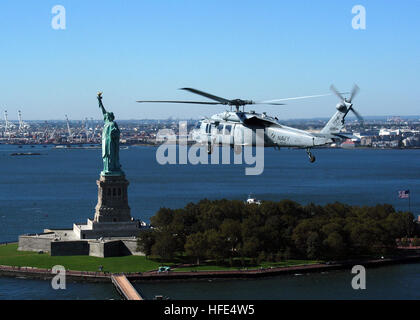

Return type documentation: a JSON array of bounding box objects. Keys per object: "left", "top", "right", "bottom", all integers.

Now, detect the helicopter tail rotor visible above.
[{"left": 330, "top": 84, "right": 363, "bottom": 126}]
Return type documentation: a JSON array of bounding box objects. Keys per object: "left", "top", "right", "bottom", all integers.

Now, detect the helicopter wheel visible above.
[
  {"left": 306, "top": 148, "right": 316, "bottom": 163},
  {"left": 207, "top": 143, "right": 213, "bottom": 154}
]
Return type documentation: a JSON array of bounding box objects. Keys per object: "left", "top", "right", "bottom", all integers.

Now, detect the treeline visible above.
[{"left": 137, "top": 199, "right": 417, "bottom": 264}]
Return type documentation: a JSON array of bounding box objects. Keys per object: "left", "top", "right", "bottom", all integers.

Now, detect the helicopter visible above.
[{"left": 136, "top": 85, "right": 362, "bottom": 163}]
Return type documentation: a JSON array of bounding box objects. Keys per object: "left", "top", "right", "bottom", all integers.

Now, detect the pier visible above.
[{"left": 111, "top": 274, "right": 143, "bottom": 300}]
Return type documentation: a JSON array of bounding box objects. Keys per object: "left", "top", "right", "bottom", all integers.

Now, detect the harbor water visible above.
[{"left": 0, "top": 144, "right": 419, "bottom": 299}]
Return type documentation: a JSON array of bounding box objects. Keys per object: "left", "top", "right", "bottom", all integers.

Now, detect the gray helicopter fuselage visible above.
[
  {"left": 136, "top": 85, "right": 360, "bottom": 163},
  {"left": 190, "top": 110, "right": 334, "bottom": 149}
]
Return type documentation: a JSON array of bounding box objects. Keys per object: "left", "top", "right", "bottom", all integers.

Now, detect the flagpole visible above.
[{"left": 409, "top": 193, "right": 411, "bottom": 213}]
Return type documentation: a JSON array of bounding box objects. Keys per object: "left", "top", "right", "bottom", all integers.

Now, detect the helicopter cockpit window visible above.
[
  {"left": 224, "top": 125, "right": 232, "bottom": 135},
  {"left": 217, "top": 124, "right": 224, "bottom": 134}
]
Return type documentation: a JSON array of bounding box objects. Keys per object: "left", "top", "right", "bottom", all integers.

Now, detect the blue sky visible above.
[{"left": 0, "top": 1, "right": 419, "bottom": 120}]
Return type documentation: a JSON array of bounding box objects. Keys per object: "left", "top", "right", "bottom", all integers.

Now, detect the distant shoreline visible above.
[{"left": 1, "top": 143, "right": 420, "bottom": 150}]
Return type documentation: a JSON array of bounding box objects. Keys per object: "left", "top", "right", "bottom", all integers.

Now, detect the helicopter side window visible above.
[
  {"left": 217, "top": 124, "right": 224, "bottom": 134},
  {"left": 224, "top": 125, "right": 231, "bottom": 135}
]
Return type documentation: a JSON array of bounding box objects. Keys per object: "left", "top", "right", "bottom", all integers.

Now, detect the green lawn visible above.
[
  {"left": 0, "top": 244, "right": 320, "bottom": 273},
  {"left": 0, "top": 244, "right": 165, "bottom": 273},
  {"left": 172, "top": 259, "right": 320, "bottom": 272}
]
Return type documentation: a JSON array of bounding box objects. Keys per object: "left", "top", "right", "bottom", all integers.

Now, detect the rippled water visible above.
[
  {"left": 135, "top": 262, "right": 420, "bottom": 300},
  {"left": 0, "top": 144, "right": 419, "bottom": 299}
]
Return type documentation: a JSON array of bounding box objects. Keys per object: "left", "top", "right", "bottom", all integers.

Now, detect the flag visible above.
[{"left": 398, "top": 190, "right": 410, "bottom": 199}]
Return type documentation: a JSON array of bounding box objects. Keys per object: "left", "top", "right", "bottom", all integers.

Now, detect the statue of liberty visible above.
[{"left": 97, "top": 92, "right": 124, "bottom": 176}]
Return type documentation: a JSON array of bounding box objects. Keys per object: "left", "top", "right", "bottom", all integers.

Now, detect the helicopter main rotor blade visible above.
[
  {"left": 180, "top": 88, "right": 231, "bottom": 104},
  {"left": 349, "top": 84, "right": 359, "bottom": 103},
  {"left": 136, "top": 100, "right": 221, "bottom": 105},
  {"left": 259, "top": 93, "right": 332, "bottom": 104},
  {"left": 330, "top": 85, "right": 345, "bottom": 101},
  {"left": 351, "top": 107, "right": 364, "bottom": 123},
  {"left": 253, "top": 102, "right": 286, "bottom": 105}
]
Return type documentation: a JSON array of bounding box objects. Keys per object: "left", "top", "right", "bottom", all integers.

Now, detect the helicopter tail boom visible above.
[
  {"left": 320, "top": 84, "right": 362, "bottom": 134},
  {"left": 320, "top": 106, "right": 348, "bottom": 134}
]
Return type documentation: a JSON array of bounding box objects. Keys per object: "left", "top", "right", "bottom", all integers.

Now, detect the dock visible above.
[{"left": 111, "top": 274, "right": 143, "bottom": 300}]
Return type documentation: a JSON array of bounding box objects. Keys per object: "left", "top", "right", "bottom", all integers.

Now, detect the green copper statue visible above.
[{"left": 97, "top": 92, "right": 124, "bottom": 176}]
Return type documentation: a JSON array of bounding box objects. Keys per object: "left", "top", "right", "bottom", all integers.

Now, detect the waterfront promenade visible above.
[{"left": 2, "top": 253, "right": 420, "bottom": 282}]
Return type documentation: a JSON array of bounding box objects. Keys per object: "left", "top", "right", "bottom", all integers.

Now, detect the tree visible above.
[
  {"left": 292, "top": 220, "right": 317, "bottom": 257},
  {"left": 306, "top": 231, "right": 322, "bottom": 259},
  {"left": 151, "top": 208, "right": 174, "bottom": 228},
  {"left": 205, "top": 229, "right": 229, "bottom": 262},
  {"left": 399, "top": 212, "right": 416, "bottom": 238},
  {"left": 143, "top": 199, "right": 416, "bottom": 264},
  {"left": 136, "top": 229, "right": 155, "bottom": 257},
  {"left": 151, "top": 231, "right": 178, "bottom": 260},
  {"left": 346, "top": 221, "right": 386, "bottom": 255},
  {"left": 220, "top": 219, "right": 242, "bottom": 255},
  {"left": 185, "top": 232, "right": 208, "bottom": 265},
  {"left": 241, "top": 237, "right": 260, "bottom": 260},
  {"left": 323, "top": 232, "right": 346, "bottom": 259}
]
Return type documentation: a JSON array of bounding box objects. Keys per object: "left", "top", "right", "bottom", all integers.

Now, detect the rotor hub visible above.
[{"left": 229, "top": 99, "right": 253, "bottom": 106}]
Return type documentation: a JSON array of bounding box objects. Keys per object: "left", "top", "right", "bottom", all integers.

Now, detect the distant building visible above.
[
  {"left": 360, "top": 136, "right": 373, "bottom": 146},
  {"left": 403, "top": 136, "right": 420, "bottom": 147},
  {"left": 341, "top": 139, "right": 356, "bottom": 148},
  {"left": 245, "top": 194, "right": 261, "bottom": 205},
  {"left": 379, "top": 129, "right": 400, "bottom": 136}
]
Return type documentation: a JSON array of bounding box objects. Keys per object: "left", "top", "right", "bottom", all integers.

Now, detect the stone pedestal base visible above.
[
  {"left": 94, "top": 174, "right": 131, "bottom": 223},
  {"left": 73, "top": 219, "right": 142, "bottom": 239},
  {"left": 17, "top": 171, "right": 147, "bottom": 257},
  {"left": 18, "top": 231, "right": 145, "bottom": 257}
]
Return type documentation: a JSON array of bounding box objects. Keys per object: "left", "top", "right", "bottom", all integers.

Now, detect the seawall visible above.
[{"left": 1, "top": 254, "right": 420, "bottom": 283}]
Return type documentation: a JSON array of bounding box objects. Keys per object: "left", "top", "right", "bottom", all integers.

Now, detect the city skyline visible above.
[{"left": 0, "top": 1, "right": 419, "bottom": 120}]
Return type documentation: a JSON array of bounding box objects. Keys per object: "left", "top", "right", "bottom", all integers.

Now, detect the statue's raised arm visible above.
[{"left": 97, "top": 91, "right": 107, "bottom": 115}]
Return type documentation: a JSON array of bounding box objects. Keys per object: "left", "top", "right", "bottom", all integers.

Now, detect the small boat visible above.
[
  {"left": 11, "top": 152, "right": 41, "bottom": 156},
  {"left": 54, "top": 144, "right": 101, "bottom": 149}
]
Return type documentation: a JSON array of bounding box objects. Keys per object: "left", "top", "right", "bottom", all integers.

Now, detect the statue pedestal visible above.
[
  {"left": 94, "top": 175, "right": 131, "bottom": 223},
  {"left": 73, "top": 219, "right": 141, "bottom": 240},
  {"left": 72, "top": 174, "right": 142, "bottom": 240}
]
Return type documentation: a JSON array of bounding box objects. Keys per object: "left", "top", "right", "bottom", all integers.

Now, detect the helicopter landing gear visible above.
[
  {"left": 207, "top": 143, "right": 213, "bottom": 154},
  {"left": 306, "top": 148, "right": 316, "bottom": 163}
]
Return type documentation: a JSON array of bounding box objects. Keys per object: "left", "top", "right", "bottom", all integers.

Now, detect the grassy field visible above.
[
  {"left": 173, "top": 260, "right": 320, "bottom": 272},
  {"left": 0, "top": 244, "right": 320, "bottom": 273},
  {"left": 0, "top": 244, "right": 164, "bottom": 273}
]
